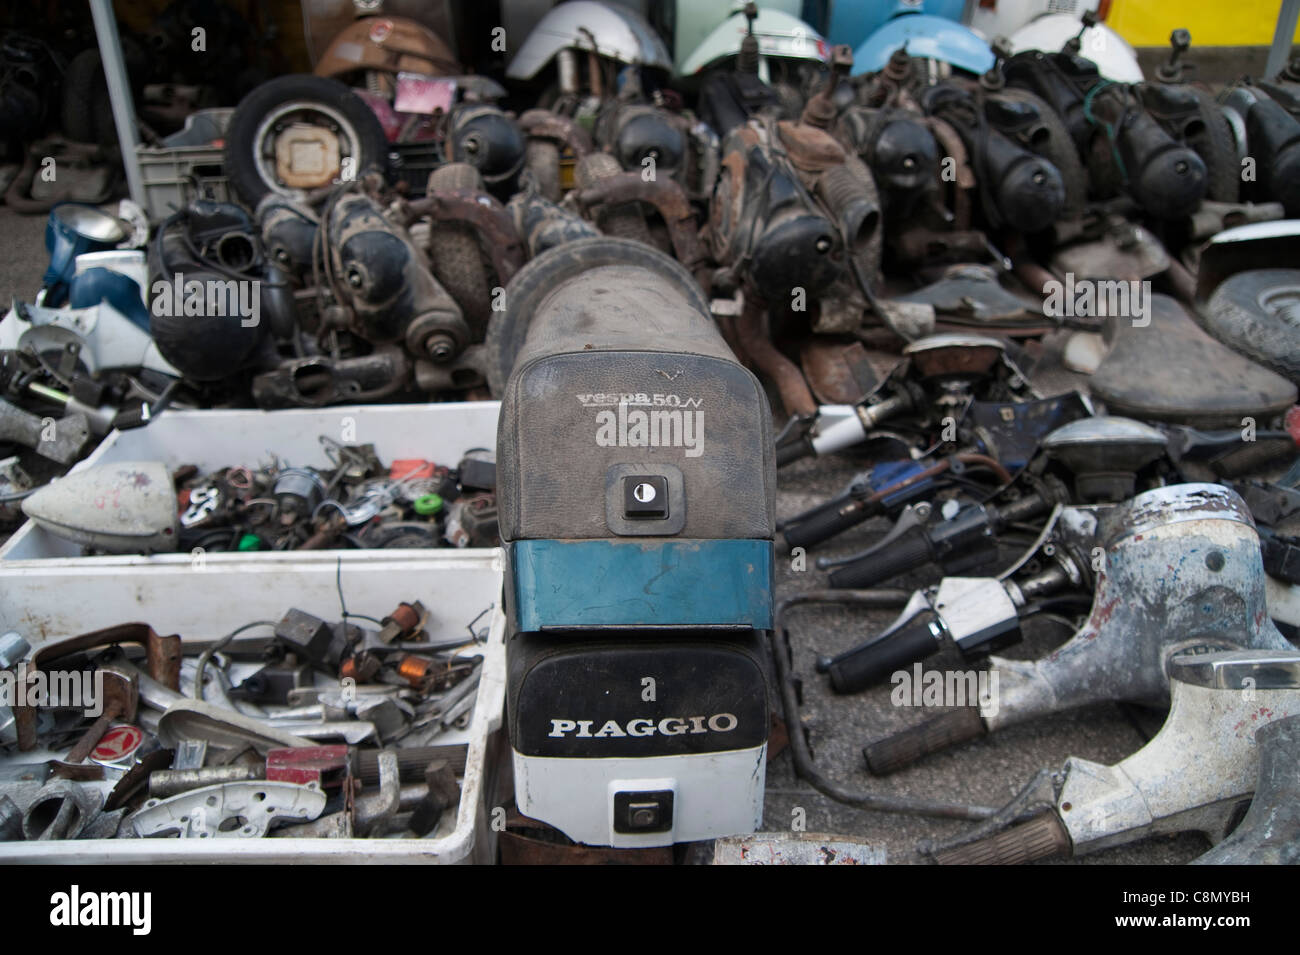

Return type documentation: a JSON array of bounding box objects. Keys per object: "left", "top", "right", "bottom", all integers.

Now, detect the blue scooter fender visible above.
[{"left": 852, "top": 13, "right": 995, "bottom": 77}]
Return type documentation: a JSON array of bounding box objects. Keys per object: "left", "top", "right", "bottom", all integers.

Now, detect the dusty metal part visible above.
[
  {"left": 22, "top": 779, "right": 104, "bottom": 840},
  {"left": 268, "top": 810, "right": 352, "bottom": 838},
  {"left": 871, "top": 485, "right": 1294, "bottom": 770},
  {"left": 327, "top": 192, "right": 466, "bottom": 354},
  {"left": 798, "top": 339, "right": 889, "bottom": 405},
  {"left": 0, "top": 400, "right": 90, "bottom": 465},
  {"left": 903, "top": 333, "right": 1005, "bottom": 380},
  {"left": 712, "top": 832, "right": 887, "bottom": 865},
  {"left": 265, "top": 744, "right": 349, "bottom": 788},
  {"left": 0, "top": 631, "right": 30, "bottom": 669},
  {"left": 274, "top": 124, "right": 341, "bottom": 189},
  {"left": 898, "top": 267, "right": 1047, "bottom": 332},
  {"left": 400, "top": 189, "right": 525, "bottom": 287},
  {"left": 517, "top": 108, "right": 592, "bottom": 157},
  {"left": 574, "top": 171, "right": 711, "bottom": 291},
  {"left": 1194, "top": 713, "right": 1300, "bottom": 864},
  {"left": 20, "top": 461, "right": 179, "bottom": 554},
  {"left": 156, "top": 699, "right": 315, "bottom": 755},
  {"left": 62, "top": 666, "right": 138, "bottom": 765},
  {"left": 131, "top": 780, "right": 326, "bottom": 838},
  {"left": 1055, "top": 650, "right": 1300, "bottom": 857},
  {"left": 0, "top": 794, "right": 23, "bottom": 841},
  {"left": 407, "top": 759, "right": 459, "bottom": 836},
  {"left": 1050, "top": 216, "right": 1171, "bottom": 282},
  {"left": 252, "top": 347, "right": 411, "bottom": 409},
  {"left": 148, "top": 766, "right": 263, "bottom": 799},
  {"left": 15, "top": 625, "right": 181, "bottom": 753},
  {"left": 735, "top": 297, "right": 817, "bottom": 417},
  {"left": 352, "top": 749, "right": 399, "bottom": 837}
]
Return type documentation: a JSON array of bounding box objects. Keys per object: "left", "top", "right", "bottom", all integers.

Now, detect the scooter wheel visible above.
[
  {"left": 223, "top": 74, "right": 390, "bottom": 206},
  {"left": 1199, "top": 268, "right": 1300, "bottom": 384}
]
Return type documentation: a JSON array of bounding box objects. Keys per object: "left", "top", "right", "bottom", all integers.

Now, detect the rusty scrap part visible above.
[
  {"left": 352, "top": 748, "right": 400, "bottom": 836},
  {"left": 574, "top": 171, "right": 711, "bottom": 291},
  {"left": 400, "top": 189, "right": 525, "bottom": 287},
  {"left": 799, "top": 339, "right": 886, "bottom": 405},
  {"left": 1003, "top": 233, "right": 1057, "bottom": 299},
  {"left": 775, "top": 119, "right": 848, "bottom": 173},
  {"left": 1163, "top": 257, "right": 1197, "bottom": 305},
  {"left": 251, "top": 347, "right": 411, "bottom": 409},
  {"left": 16, "top": 624, "right": 182, "bottom": 750},
  {"left": 935, "top": 812, "right": 1072, "bottom": 865},
  {"left": 518, "top": 108, "right": 592, "bottom": 157},
  {"left": 734, "top": 298, "right": 817, "bottom": 417},
  {"left": 922, "top": 116, "right": 974, "bottom": 230},
  {"left": 300, "top": 514, "right": 347, "bottom": 550},
  {"left": 801, "top": 44, "right": 855, "bottom": 130},
  {"left": 769, "top": 593, "right": 996, "bottom": 822},
  {"left": 499, "top": 808, "right": 675, "bottom": 864},
  {"left": 407, "top": 759, "right": 460, "bottom": 836},
  {"left": 894, "top": 226, "right": 994, "bottom": 267},
  {"left": 62, "top": 665, "right": 139, "bottom": 764}
]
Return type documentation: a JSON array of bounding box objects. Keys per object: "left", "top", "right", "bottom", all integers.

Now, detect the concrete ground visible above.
[{"left": 0, "top": 202, "right": 1215, "bottom": 866}]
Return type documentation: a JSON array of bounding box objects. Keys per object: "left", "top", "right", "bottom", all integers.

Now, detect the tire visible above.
[
  {"left": 993, "top": 87, "right": 1088, "bottom": 220},
  {"left": 575, "top": 152, "right": 652, "bottom": 244},
  {"left": 223, "top": 74, "right": 390, "bottom": 207},
  {"left": 485, "top": 236, "right": 708, "bottom": 396},
  {"left": 426, "top": 162, "right": 492, "bottom": 338},
  {"left": 524, "top": 139, "right": 561, "bottom": 201},
  {"left": 1199, "top": 268, "right": 1300, "bottom": 384},
  {"left": 1186, "top": 88, "right": 1240, "bottom": 203},
  {"left": 61, "top": 50, "right": 114, "bottom": 145}
]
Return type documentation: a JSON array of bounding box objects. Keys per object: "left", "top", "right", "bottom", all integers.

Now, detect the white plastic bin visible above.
[
  {"left": 0, "top": 549, "right": 507, "bottom": 863},
  {"left": 0, "top": 401, "right": 500, "bottom": 563}
]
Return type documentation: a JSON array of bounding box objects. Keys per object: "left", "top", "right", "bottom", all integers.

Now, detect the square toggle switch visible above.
[{"left": 623, "top": 475, "right": 669, "bottom": 519}]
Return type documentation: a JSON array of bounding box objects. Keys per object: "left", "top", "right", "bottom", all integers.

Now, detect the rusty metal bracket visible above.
[
  {"left": 401, "top": 189, "right": 525, "bottom": 286},
  {"left": 574, "top": 171, "right": 712, "bottom": 292}
]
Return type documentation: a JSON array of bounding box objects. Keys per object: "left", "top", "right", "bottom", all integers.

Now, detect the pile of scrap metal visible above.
[
  {"left": 0, "top": 603, "right": 489, "bottom": 841},
  {"left": 16, "top": 442, "right": 497, "bottom": 556}
]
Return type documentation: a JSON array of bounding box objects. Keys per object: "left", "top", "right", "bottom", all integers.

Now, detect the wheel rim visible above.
[{"left": 251, "top": 100, "right": 363, "bottom": 197}]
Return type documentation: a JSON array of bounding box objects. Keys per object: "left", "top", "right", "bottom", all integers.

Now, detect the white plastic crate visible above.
[
  {"left": 0, "top": 401, "right": 500, "bottom": 563},
  {"left": 0, "top": 548, "right": 508, "bottom": 863}
]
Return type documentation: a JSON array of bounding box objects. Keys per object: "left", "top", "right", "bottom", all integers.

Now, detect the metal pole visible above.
[
  {"left": 88, "top": 0, "right": 145, "bottom": 206},
  {"left": 1265, "top": 0, "right": 1300, "bottom": 81}
]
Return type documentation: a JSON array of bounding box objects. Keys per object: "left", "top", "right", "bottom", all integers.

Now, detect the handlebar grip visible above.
[
  {"left": 933, "top": 812, "right": 1071, "bottom": 865},
  {"left": 776, "top": 439, "right": 812, "bottom": 468},
  {"left": 783, "top": 499, "right": 872, "bottom": 549},
  {"left": 825, "top": 611, "right": 943, "bottom": 694},
  {"left": 863, "top": 704, "right": 986, "bottom": 775},
  {"left": 828, "top": 526, "right": 934, "bottom": 589}
]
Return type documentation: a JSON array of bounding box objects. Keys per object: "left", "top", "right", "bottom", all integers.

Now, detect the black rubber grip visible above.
[
  {"left": 826, "top": 611, "right": 944, "bottom": 694},
  {"left": 863, "top": 705, "right": 987, "bottom": 775},
  {"left": 783, "top": 499, "right": 873, "bottom": 549},
  {"left": 934, "top": 812, "right": 1071, "bottom": 865},
  {"left": 828, "top": 526, "right": 934, "bottom": 588},
  {"left": 776, "top": 439, "right": 813, "bottom": 468}
]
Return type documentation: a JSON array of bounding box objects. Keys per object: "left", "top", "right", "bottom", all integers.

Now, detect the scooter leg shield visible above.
[
  {"left": 1193, "top": 713, "right": 1300, "bottom": 864},
  {"left": 986, "top": 484, "right": 1292, "bottom": 735}
]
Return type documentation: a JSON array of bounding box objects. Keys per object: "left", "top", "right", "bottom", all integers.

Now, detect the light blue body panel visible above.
[
  {"left": 852, "top": 12, "right": 994, "bottom": 76},
  {"left": 827, "top": 0, "right": 965, "bottom": 50},
  {"left": 510, "top": 538, "right": 774, "bottom": 631}
]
